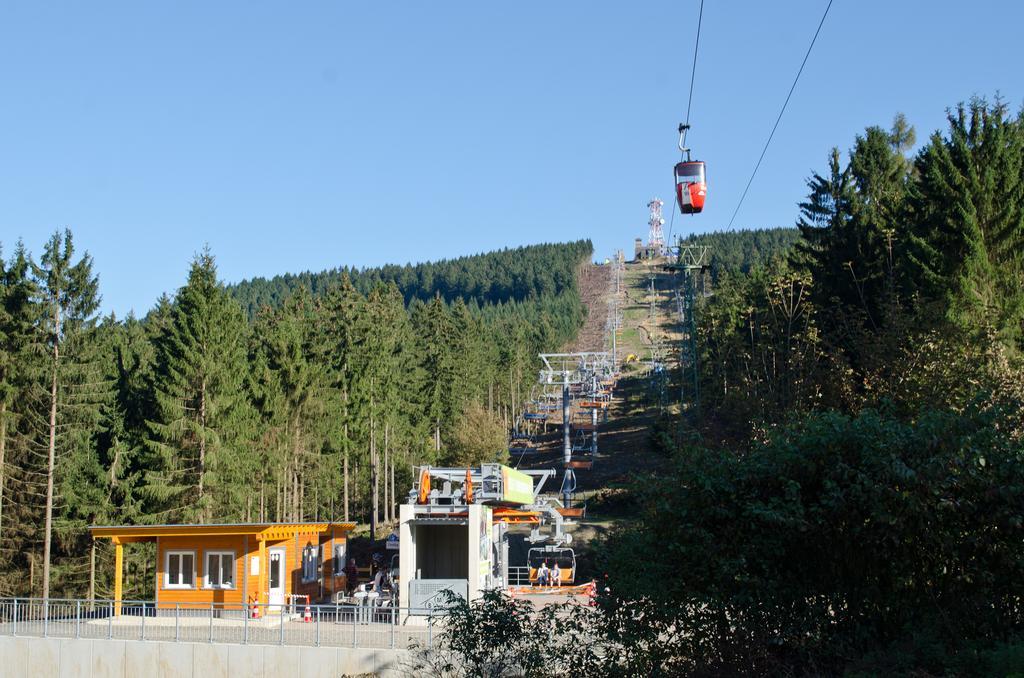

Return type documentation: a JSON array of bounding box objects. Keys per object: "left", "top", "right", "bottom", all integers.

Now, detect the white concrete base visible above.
[{"left": 0, "top": 636, "right": 414, "bottom": 677}]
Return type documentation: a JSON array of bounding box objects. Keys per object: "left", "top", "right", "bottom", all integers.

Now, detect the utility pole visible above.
[{"left": 561, "top": 372, "right": 571, "bottom": 507}]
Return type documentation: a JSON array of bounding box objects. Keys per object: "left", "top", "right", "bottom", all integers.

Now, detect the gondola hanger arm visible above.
[{"left": 678, "top": 123, "right": 692, "bottom": 160}]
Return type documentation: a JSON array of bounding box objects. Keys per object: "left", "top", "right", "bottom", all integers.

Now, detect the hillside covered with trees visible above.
[
  {"left": 0, "top": 237, "right": 592, "bottom": 600},
  {"left": 229, "top": 241, "right": 592, "bottom": 317},
  {"left": 678, "top": 226, "right": 801, "bottom": 281},
  {"left": 434, "top": 97, "right": 1024, "bottom": 676},
  {"left": 597, "top": 98, "right": 1024, "bottom": 674}
]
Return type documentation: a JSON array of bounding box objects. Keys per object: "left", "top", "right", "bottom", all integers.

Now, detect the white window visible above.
[
  {"left": 301, "top": 543, "right": 320, "bottom": 583},
  {"left": 204, "top": 551, "right": 235, "bottom": 589},
  {"left": 333, "top": 542, "right": 346, "bottom": 578},
  {"left": 165, "top": 551, "right": 195, "bottom": 589}
]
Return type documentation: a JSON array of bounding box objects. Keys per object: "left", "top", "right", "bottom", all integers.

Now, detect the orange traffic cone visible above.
[
  {"left": 250, "top": 601, "right": 260, "bottom": 619},
  {"left": 303, "top": 603, "right": 312, "bottom": 623}
]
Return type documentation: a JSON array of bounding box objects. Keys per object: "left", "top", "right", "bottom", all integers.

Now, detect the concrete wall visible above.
[{"left": 0, "top": 636, "right": 414, "bottom": 678}]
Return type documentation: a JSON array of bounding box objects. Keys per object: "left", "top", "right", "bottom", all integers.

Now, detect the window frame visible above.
[
  {"left": 164, "top": 550, "right": 196, "bottom": 590},
  {"left": 301, "top": 543, "right": 320, "bottom": 584},
  {"left": 203, "top": 550, "right": 236, "bottom": 590},
  {"left": 332, "top": 542, "right": 347, "bottom": 578}
]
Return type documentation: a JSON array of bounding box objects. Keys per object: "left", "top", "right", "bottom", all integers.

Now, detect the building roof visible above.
[{"left": 89, "top": 522, "right": 357, "bottom": 543}]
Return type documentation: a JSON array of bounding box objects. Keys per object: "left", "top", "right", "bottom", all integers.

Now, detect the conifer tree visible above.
[
  {"left": 144, "top": 250, "right": 253, "bottom": 523},
  {"left": 795, "top": 118, "right": 914, "bottom": 328},
  {"left": 906, "top": 98, "right": 1024, "bottom": 351},
  {"left": 30, "top": 229, "right": 100, "bottom": 600},
  {"left": 318, "top": 275, "right": 368, "bottom": 522},
  {"left": 415, "top": 295, "right": 457, "bottom": 453},
  {"left": 0, "top": 244, "right": 35, "bottom": 548},
  {"left": 255, "top": 286, "right": 328, "bottom": 521}
]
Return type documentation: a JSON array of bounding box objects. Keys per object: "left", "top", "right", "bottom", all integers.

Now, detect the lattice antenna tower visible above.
[{"left": 647, "top": 198, "right": 665, "bottom": 256}]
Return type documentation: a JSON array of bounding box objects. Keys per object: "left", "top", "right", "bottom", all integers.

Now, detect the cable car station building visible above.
[
  {"left": 399, "top": 463, "right": 575, "bottom": 623},
  {"left": 90, "top": 522, "right": 355, "bottom": 614}
]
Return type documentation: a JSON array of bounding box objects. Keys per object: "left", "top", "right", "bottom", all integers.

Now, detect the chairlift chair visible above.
[{"left": 527, "top": 546, "right": 577, "bottom": 585}]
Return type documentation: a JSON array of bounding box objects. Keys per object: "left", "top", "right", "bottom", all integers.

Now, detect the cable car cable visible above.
[
  {"left": 725, "top": 0, "right": 834, "bottom": 231},
  {"left": 668, "top": 0, "right": 704, "bottom": 247},
  {"left": 683, "top": 0, "right": 704, "bottom": 129}
]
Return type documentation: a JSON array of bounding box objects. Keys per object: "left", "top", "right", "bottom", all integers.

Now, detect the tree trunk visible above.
[
  {"left": 275, "top": 476, "right": 281, "bottom": 522},
  {"left": 0, "top": 401, "right": 6, "bottom": 544},
  {"left": 292, "top": 465, "right": 299, "bottom": 523},
  {"left": 343, "top": 424, "right": 349, "bottom": 522},
  {"left": 42, "top": 301, "right": 60, "bottom": 601},
  {"left": 292, "top": 415, "right": 301, "bottom": 522},
  {"left": 383, "top": 423, "right": 390, "bottom": 524},
  {"left": 198, "top": 378, "right": 207, "bottom": 522},
  {"left": 370, "top": 406, "right": 378, "bottom": 540}
]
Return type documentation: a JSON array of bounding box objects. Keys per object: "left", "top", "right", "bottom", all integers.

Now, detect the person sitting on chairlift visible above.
[
  {"left": 537, "top": 560, "right": 550, "bottom": 587},
  {"left": 551, "top": 562, "right": 562, "bottom": 587}
]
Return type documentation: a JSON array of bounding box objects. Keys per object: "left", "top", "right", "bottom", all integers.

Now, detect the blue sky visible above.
[{"left": 2, "top": 1, "right": 1022, "bottom": 317}]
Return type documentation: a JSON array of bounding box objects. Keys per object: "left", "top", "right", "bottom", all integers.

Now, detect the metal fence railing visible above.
[
  {"left": 508, "top": 566, "right": 533, "bottom": 587},
  {"left": 0, "top": 598, "right": 437, "bottom": 650}
]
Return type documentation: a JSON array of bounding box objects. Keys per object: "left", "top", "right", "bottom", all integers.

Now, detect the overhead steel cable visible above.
[
  {"left": 684, "top": 0, "right": 704, "bottom": 129},
  {"left": 668, "top": 0, "right": 704, "bottom": 248},
  {"left": 726, "top": 0, "right": 834, "bottom": 230}
]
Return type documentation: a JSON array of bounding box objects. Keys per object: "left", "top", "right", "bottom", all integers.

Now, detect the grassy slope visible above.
[{"left": 508, "top": 256, "right": 682, "bottom": 578}]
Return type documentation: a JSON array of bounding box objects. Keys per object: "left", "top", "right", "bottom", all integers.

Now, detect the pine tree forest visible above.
[{"left": 0, "top": 236, "right": 592, "bottom": 601}]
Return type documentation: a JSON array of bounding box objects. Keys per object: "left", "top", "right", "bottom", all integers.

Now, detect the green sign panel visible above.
[{"left": 501, "top": 466, "right": 534, "bottom": 505}]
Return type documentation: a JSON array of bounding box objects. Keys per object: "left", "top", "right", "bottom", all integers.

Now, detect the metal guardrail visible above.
[
  {"left": 508, "top": 566, "right": 533, "bottom": 587},
  {"left": 0, "top": 598, "right": 437, "bottom": 650}
]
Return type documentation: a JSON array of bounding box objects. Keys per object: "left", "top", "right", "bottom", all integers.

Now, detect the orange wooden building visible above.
[{"left": 90, "top": 522, "right": 355, "bottom": 613}]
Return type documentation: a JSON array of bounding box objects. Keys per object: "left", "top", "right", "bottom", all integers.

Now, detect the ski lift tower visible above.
[
  {"left": 538, "top": 352, "right": 611, "bottom": 508},
  {"left": 665, "top": 239, "right": 709, "bottom": 418}
]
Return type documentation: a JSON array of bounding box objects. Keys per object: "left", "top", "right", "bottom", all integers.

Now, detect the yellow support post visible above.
[
  {"left": 113, "top": 538, "right": 123, "bottom": 616},
  {"left": 258, "top": 537, "right": 266, "bottom": 607}
]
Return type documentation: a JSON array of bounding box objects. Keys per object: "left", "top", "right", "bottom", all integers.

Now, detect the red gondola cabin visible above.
[{"left": 674, "top": 160, "right": 707, "bottom": 214}]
